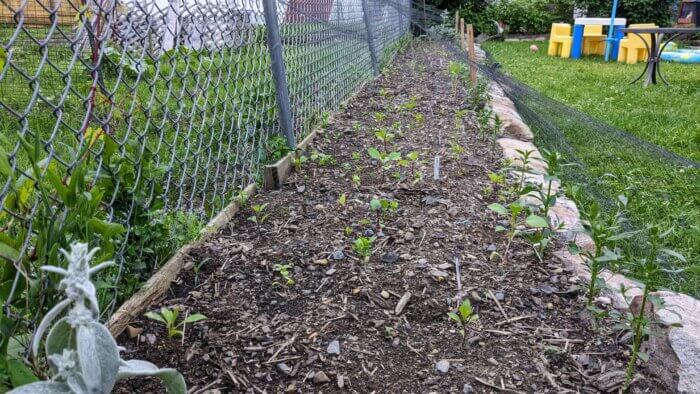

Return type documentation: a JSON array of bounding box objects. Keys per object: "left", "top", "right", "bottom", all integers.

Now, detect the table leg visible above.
[
  {"left": 645, "top": 35, "right": 658, "bottom": 87},
  {"left": 571, "top": 24, "right": 584, "bottom": 59}
]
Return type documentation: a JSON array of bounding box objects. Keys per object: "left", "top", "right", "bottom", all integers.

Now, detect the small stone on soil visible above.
[
  {"left": 381, "top": 290, "right": 391, "bottom": 299},
  {"left": 313, "top": 371, "right": 331, "bottom": 384},
  {"left": 331, "top": 250, "right": 345, "bottom": 260},
  {"left": 436, "top": 360, "right": 450, "bottom": 373},
  {"left": 327, "top": 340, "right": 340, "bottom": 355},
  {"left": 381, "top": 252, "right": 399, "bottom": 263}
]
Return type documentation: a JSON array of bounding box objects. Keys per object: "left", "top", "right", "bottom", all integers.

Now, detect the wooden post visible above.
[
  {"left": 459, "top": 18, "right": 465, "bottom": 49},
  {"left": 454, "top": 11, "right": 458, "bottom": 33},
  {"left": 466, "top": 24, "right": 477, "bottom": 85}
]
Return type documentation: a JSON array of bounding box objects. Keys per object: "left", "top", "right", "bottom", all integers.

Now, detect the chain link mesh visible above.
[{"left": 0, "top": 0, "right": 410, "bottom": 340}]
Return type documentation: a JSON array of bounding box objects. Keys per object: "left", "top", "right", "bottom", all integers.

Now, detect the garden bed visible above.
[{"left": 116, "top": 41, "right": 669, "bottom": 393}]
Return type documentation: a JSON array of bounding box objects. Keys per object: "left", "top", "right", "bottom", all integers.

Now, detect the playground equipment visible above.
[
  {"left": 617, "top": 23, "right": 657, "bottom": 64},
  {"left": 547, "top": 23, "right": 572, "bottom": 58},
  {"left": 571, "top": 17, "right": 627, "bottom": 60},
  {"left": 582, "top": 25, "right": 606, "bottom": 55},
  {"left": 661, "top": 48, "right": 700, "bottom": 63}
]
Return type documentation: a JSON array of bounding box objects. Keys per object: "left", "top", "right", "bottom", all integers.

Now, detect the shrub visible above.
[
  {"left": 574, "top": 0, "right": 673, "bottom": 27},
  {"left": 459, "top": 0, "right": 574, "bottom": 35}
]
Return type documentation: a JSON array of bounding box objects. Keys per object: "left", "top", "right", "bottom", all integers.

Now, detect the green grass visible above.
[
  {"left": 483, "top": 40, "right": 700, "bottom": 161},
  {"left": 483, "top": 40, "right": 700, "bottom": 296}
]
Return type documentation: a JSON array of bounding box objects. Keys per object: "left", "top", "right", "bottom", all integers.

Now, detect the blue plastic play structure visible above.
[{"left": 661, "top": 49, "right": 700, "bottom": 63}]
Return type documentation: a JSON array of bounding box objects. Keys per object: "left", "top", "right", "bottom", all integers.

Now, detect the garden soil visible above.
[{"left": 116, "top": 41, "right": 669, "bottom": 394}]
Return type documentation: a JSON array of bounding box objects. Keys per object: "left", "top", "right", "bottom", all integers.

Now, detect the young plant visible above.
[
  {"left": 338, "top": 193, "right": 347, "bottom": 206},
  {"left": 353, "top": 236, "right": 376, "bottom": 262},
  {"left": 617, "top": 227, "right": 685, "bottom": 390},
  {"left": 447, "top": 299, "right": 479, "bottom": 345},
  {"left": 370, "top": 198, "right": 398, "bottom": 229},
  {"left": 272, "top": 263, "right": 295, "bottom": 286},
  {"left": 352, "top": 174, "right": 361, "bottom": 188},
  {"left": 569, "top": 191, "right": 635, "bottom": 305},
  {"left": 248, "top": 203, "right": 270, "bottom": 226},
  {"left": 514, "top": 149, "right": 536, "bottom": 193},
  {"left": 311, "top": 151, "right": 335, "bottom": 166},
  {"left": 367, "top": 148, "right": 401, "bottom": 182},
  {"left": 374, "top": 128, "right": 394, "bottom": 152},
  {"left": 145, "top": 307, "right": 207, "bottom": 338},
  {"left": 12, "top": 243, "right": 187, "bottom": 394},
  {"left": 488, "top": 202, "right": 548, "bottom": 262},
  {"left": 292, "top": 155, "right": 308, "bottom": 172}
]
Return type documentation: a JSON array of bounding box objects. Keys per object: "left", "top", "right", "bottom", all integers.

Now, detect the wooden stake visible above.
[
  {"left": 459, "top": 18, "right": 465, "bottom": 49},
  {"left": 466, "top": 24, "right": 477, "bottom": 85}
]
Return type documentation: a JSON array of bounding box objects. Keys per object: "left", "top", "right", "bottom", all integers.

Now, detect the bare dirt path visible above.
[{"left": 117, "top": 41, "right": 667, "bottom": 393}]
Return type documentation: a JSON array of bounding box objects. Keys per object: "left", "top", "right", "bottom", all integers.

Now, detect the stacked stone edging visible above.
[{"left": 475, "top": 45, "right": 699, "bottom": 394}]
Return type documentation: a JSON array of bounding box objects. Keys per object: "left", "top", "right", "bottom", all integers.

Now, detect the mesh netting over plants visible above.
[
  {"left": 415, "top": 8, "right": 699, "bottom": 295},
  {"left": 0, "top": 0, "right": 410, "bottom": 340}
]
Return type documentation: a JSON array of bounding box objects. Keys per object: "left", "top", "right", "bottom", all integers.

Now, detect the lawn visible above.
[
  {"left": 483, "top": 40, "right": 700, "bottom": 296},
  {"left": 483, "top": 40, "right": 700, "bottom": 161}
]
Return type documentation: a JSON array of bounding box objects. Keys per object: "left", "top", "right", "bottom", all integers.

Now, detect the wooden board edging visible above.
[
  {"left": 107, "top": 182, "right": 257, "bottom": 337},
  {"left": 263, "top": 128, "right": 321, "bottom": 190}
]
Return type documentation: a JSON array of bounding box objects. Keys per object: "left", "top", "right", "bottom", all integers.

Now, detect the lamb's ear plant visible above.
[
  {"left": 10, "top": 243, "right": 186, "bottom": 394},
  {"left": 447, "top": 299, "right": 479, "bottom": 345}
]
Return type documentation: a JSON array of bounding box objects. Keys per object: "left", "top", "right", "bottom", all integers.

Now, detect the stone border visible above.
[{"left": 475, "top": 45, "right": 699, "bottom": 393}]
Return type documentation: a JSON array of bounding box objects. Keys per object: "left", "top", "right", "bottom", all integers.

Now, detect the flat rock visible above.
[
  {"left": 327, "top": 339, "right": 340, "bottom": 355},
  {"left": 435, "top": 359, "right": 450, "bottom": 373}
]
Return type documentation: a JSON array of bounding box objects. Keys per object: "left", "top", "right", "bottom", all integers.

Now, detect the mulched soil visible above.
[{"left": 117, "top": 41, "right": 669, "bottom": 393}]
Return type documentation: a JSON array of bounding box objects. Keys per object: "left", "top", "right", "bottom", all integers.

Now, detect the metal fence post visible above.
[
  {"left": 360, "top": 0, "right": 380, "bottom": 75},
  {"left": 262, "top": 0, "right": 296, "bottom": 148}
]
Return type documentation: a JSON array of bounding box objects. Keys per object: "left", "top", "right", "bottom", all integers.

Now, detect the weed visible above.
[
  {"left": 352, "top": 174, "right": 361, "bottom": 188},
  {"left": 370, "top": 198, "right": 399, "bottom": 229},
  {"left": 338, "top": 193, "right": 347, "bottom": 206},
  {"left": 292, "top": 155, "right": 308, "bottom": 172},
  {"left": 351, "top": 151, "right": 362, "bottom": 161},
  {"left": 344, "top": 226, "right": 353, "bottom": 237},
  {"left": 373, "top": 112, "right": 387, "bottom": 122},
  {"left": 311, "top": 151, "right": 336, "bottom": 166},
  {"left": 265, "top": 135, "right": 291, "bottom": 163}
]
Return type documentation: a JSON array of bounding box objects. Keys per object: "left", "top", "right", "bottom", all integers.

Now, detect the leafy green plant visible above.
[
  {"left": 367, "top": 148, "right": 401, "bottom": 182},
  {"left": 374, "top": 128, "right": 394, "bottom": 152},
  {"left": 569, "top": 190, "right": 636, "bottom": 306},
  {"left": 614, "top": 225, "right": 685, "bottom": 391},
  {"left": 338, "top": 193, "right": 347, "bottom": 206},
  {"left": 272, "top": 263, "right": 295, "bottom": 286},
  {"left": 353, "top": 236, "right": 376, "bottom": 262},
  {"left": 10, "top": 243, "right": 187, "bottom": 393},
  {"left": 514, "top": 148, "right": 536, "bottom": 193},
  {"left": 248, "top": 203, "right": 270, "bottom": 226},
  {"left": 370, "top": 198, "right": 398, "bottom": 229},
  {"left": 447, "top": 299, "right": 479, "bottom": 344},
  {"left": 265, "top": 135, "right": 291, "bottom": 163},
  {"left": 292, "top": 155, "right": 308, "bottom": 172},
  {"left": 311, "top": 151, "right": 335, "bottom": 167},
  {"left": 145, "top": 307, "right": 207, "bottom": 339},
  {"left": 488, "top": 202, "right": 548, "bottom": 262},
  {"left": 352, "top": 174, "right": 361, "bottom": 189},
  {"left": 373, "top": 112, "right": 387, "bottom": 122}
]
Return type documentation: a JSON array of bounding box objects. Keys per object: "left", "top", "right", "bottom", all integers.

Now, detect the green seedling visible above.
[
  {"left": 373, "top": 112, "right": 387, "bottom": 122},
  {"left": 344, "top": 226, "right": 353, "bottom": 237},
  {"left": 569, "top": 191, "right": 636, "bottom": 306},
  {"left": 338, "top": 193, "right": 347, "bottom": 206},
  {"left": 272, "top": 263, "right": 295, "bottom": 286},
  {"left": 379, "top": 88, "right": 390, "bottom": 98},
  {"left": 397, "top": 96, "right": 418, "bottom": 111},
  {"left": 491, "top": 114, "right": 502, "bottom": 151},
  {"left": 413, "top": 113, "right": 425, "bottom": 124},
  {"left": 367, "top": 147, "right": 401, "bottom": 182},
  {"left": 514, "top": 149, "right": 536, "bottom": 193},
  {"left": 370, "top": 198, "right": 398, "bottom": 229},
  {"left": 292, "top": 155, "right": 308, "bottom": 172},
  {"left": 374, "top": 128, "right": 394, "bottom": 152},
  {"left": 234, "top": 189, "right": 249, "bottom": 207},
  {"left": 353, "top": 236, "right": 376, "bottom": 262},
  {"left": 352, "top": 174, "right": 361, "bottom": 188},
  {"left": 145, "top": 307, "right": 207, "bottom": 338},
  {"left": 447, "top": 299, "right": 479, "bottom": 345},
  {"left": 311, "top": 151, "right": 335, "bottom": 166},
  {"left": 488, "top": 202, "right": 548, "bottom": 263},
  {"left": 450, "top": 141, "right": 464, "bottom": 158},
  {"left": 487, "top": 171, "right": 505, "bottom": 186},
  {"left": 248, "top": 203, "right": 270, "bottom": 226}
]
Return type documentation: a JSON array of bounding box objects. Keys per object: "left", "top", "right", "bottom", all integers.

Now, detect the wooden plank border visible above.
[{"left": 107, "top": 182, "right": 257, "bottom": 337}]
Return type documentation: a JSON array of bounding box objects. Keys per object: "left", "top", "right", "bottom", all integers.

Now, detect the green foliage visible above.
[
  {"left": 10, "top": 243, "right": 187, "bottom": 394},
  {"left": 488, "top": 201, "right": 548, "bottom": 262},
  {"left": 265, "top": 135, "right": 292, "bottom": 163},
  {"left": 292, "top": 155, "right": 309, "bottom": 172},
  {"left": 311, "top": 151, "right": 336, "bottom": 166},
  {"left": 447, "top": 299, "right": 479, "bottom": 343},
  {"left": 272, "top": 263, "right": 295, "bottom": 286},
  {"left": 352, "top": 236, "right": 376, "bottom": 262},
  {"left": 145, "top": 307, "right": 207, "bottom": 338},
  {"left": 367, "top": 148, "right": 402, "bottom": 181},
  {"left": 460, "top": 0, "right": 573, "bottom": 35},
  {"left": 574, "top": 0, "right": 673, "bottom": 27},
  {"left": 247, "top": 204, "right": 270, "bottom": 226}
]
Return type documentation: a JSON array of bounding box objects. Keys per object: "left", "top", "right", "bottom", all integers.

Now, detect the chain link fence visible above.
[{"left": 0, "top": 0, "right": 411, "bottom": 353}]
